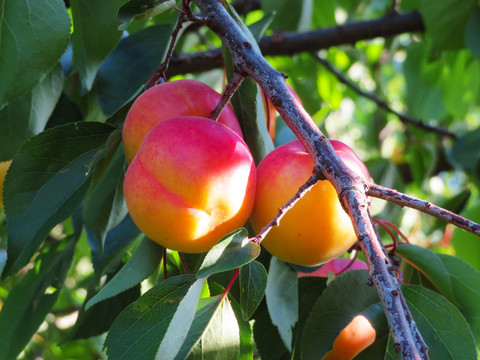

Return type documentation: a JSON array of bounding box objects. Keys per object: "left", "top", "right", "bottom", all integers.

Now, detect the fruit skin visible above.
[
  {"left": 122, "top": 79, "right": 243, "bottom": 163},
  {"left": 322, "top": 315, "right": 376, "bottom": 360},
  {"left": 250, "top": 139, "right": 369, "bottom": 266},
  {"left": 297, "top": 258, "right": 368, "bottom": 277},
  {"left": 0, "top": 160, "right": 12, "bottom": 209},
  {"left": 124, "top": 116, "right": 256, "bottom": 253}
]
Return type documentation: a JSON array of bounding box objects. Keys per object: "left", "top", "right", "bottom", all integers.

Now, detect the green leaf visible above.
[
  {"left": 87, "top": 213, "right": 142, "bottom": 276},
  {"left": 45, "top": 94, "right": 84, "bottom": 130},
  {"left": 253, "top": 310, "right": 288, "bottom": 360},
  {"left": 448, "top": 127, "right": 480, "bottom": 173},
  {"left": 406, "top": 143, "right": 436, "bottom": 188},
  {"left": 0, "top": 64, "right": 64, "bottom": 161},
  {"left": 395, "top": 244, "right": 456, "bottom": 303},
  {"left": 451, "top": 203, "right": 480, "bottom": 271},
  {"left": 188, "top": 297, "right": 240, "bottom": 360},
  {"left": 466, "top": 8, "right": 480, "bottom": 62},
  {"left": 403, "top": 43, "right": 447, "bottom": 120},
  {"left": 248, "top": 13, "right": 275, "bottom": 41},
  {"left": 105, "top": 274, "right": 197, "bottom": 360},
  {"left": 83, "top": 130, "right": 128, "bottom": 250},
  {"left": 230, "top": 297, "right": 254, "bottom": 360},
  {"left": 3, "top": 122, "right": 115, "bottom": 278},
  {"left": 156, "top": 277, "right": 208, "bottom": 360},
  {"left": 438, "top": 254, "right": 480, "bottom": 345},
  {"left": 300, "top": 270, "right": 387, "bottom": 360},
  {"left": 67, "top": 275, "right": 141, "bottom": 341},
  {"left": 196, "top": 229, "right": 260, "bottom": 279},
  {"left": 393, "top": 286, "right": 477, "bottom": 359},
  {"left": 0, "top": 237, "right": 77, "bottom": 360},
  {"left": 86, "top": 237, "right": 163, "bottom": 310},
  {"left": 96, "top": 23, "right": 176, "bottom": 116},
  {"left": 239, "top": 260, "right": 268, "bottom": 320},
  {"left": 440, "top": 51, "right": 480, "bottom": 119},
  {"left": 70, "top": 0, "right": 126, "bottom": 90},
  {"left": 174, "top": 294, "right": 223, "bottom": 360},
  {"left": 118, "top": 0, "right": 176, "bottom": 30},
  {"left": 420, "top": 0, "right": 477, "bottom": 52},
  {"left": 265, "top": 257, "right": 298, "bottom": 352},
  {"left": 0, "top": 249, "right": 6, "bottom": 277},
  {"left": 291, "top": 277, "right": 328, "bottom": 360},
  {"left": 0, "top": 0, "right": 70, "bottom": 109},
  {"left": 261, "top": 0, "right": 307, "bottom": 32}
]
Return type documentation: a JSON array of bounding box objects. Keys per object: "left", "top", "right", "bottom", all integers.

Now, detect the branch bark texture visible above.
[
  {"left": 367, "top": 184, "right": 480, "bottom": 236},
  {"left": 168, "top": 11, "right": 424, "bottom": 75},
  {"left": 191, "top": 1, "right": 428, "bottom": 358}
]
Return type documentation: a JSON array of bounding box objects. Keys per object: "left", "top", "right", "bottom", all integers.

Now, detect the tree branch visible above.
[
  {"left": 310, "top": 53, "right": 457, "bottom": 139},
  {"left": 192, "top": 1, "right": 428, "bottom": 358},
  {"left": 367, "top": 183, "right": 480, "bottom": 236},
  {"left": 168, "top": 11, "right": 424, "bottom": 76}
]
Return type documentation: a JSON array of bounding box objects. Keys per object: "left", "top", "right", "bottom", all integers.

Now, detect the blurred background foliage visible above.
[{"left": 1, "top": 0, "right": 480, "bottom": 358}]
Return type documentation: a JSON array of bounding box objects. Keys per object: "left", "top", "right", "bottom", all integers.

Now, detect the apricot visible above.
[
  {"left": 0, "top": 160, "right": 12, "bottom": 209},
  {"left": 323, "top": 315, "right": 376, "bottom": 360},
  {"left": 123, "top": 116, "right": 256, "bottom": 253},
  {"left": 122, "top": 79, "right": 243, "bottom": 163},
  {"left": 250, "top": 140, "right": 369, "bottom": 266}
]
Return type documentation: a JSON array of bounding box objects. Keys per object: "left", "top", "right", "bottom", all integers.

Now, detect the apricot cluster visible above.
[{"left": 122, "top": 79, "right": 369, "bottom": 266}]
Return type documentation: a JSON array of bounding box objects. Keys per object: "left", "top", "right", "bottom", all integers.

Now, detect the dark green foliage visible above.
[{"left": 1, "top": 1, "right": 480, "bottom": 359}]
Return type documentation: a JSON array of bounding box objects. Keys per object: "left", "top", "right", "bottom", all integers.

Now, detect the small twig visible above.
[
  {"left": 152, "top": 0, "right": 204, "bottom": 83},
  {"left": 163, "top": 249, "right": 168, "bottom": 280},
  {"left": 222, "top": 268, "right": 240, "bottom": 299},
  {"left": 374, "top": 218, "right": 400, "bottom": 253},
  {"left": 367, "top": 183, "right": 480, "bottom": 237},
  {"left": 311, "top": 53, "right": 457, "bottom": 139},
  {"left": 337, "top": 249, "right": 360, "bottom": 275},
  {"left": 179, "top": 252, "right": 190, "bottom": 273},
  {"left": 252, "top": 173, "right": 321, "bottom": 245},
  {"left": 211, "top": 72, "right": 245, "bottom": 121}
]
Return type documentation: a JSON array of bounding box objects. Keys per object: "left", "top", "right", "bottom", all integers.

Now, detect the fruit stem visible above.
[
  {"left": 252, "top": 173, "right": 320, "bottom": 245},
  {"left": 211, "top": 72, "right": 245, "bottom": 122},
  {"left": 179, "top": 252, "right": 190, "bottom": 273},
  {"left": 163, "top": 249, "right": 168, "bottom": 280},
  {"left": 221, "top": 268, "right": 239, "bottom": 301}
]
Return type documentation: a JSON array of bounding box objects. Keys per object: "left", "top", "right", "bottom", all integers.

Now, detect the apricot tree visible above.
[{"left": 0, "top": 0, "right": 480, "bottom": 359}]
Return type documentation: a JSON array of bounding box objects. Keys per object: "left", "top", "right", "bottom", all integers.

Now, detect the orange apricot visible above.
[
  {"left": 250, "top": 139, "right": 369, "bottom": 266},
  {"left": 123, "top": 116, "right": 256, "bottom": 253},
  {"left": 323, "top": 315, "right": 376, "bottom": 360}
]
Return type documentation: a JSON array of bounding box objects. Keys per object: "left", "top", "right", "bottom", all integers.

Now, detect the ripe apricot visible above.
[
  {"left": 122, "top": 79, "right": 243, "bottom": 163},
  {"left": 250, "top": 140, "right": 369, "bottom": 266},
  {"left": 0, "top": 160, "right": 12, "bottom": 209},
  {"left": 323, "top": 315, "right": 376, "bottom": 360},
  {"left": 123, "top": 116, "right": 256, "bottom": 253}
]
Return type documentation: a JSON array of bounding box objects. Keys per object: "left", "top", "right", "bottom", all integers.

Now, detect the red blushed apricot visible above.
[
  {"left": 250, "top": 140, "right": 369, "bottom": 266},
  {"left": 323, "top": 315, "right": 376, "bottom": 360},
  {"left": 122, "top": 79, "right": 243, "bottom": 163},
  {"left": 123, "top": 116, "right": 256, "bottom": 253},
  {"left": 0, "top": 160, "right": 12, "bottom": 209}
]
